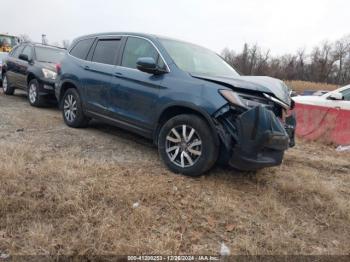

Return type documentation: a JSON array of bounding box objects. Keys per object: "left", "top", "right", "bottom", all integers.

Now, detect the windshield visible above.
[
  {"left": 160, "top": 38, "right": 239, "bottom": 77},
  {"left": 35, "top": 46, "right": 65, "bottom": 63}
]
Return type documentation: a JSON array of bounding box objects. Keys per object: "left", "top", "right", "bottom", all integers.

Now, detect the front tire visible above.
[
  {"left": 28, "top": 79, "right": 46, "bottom": 107},
  {"left": 2, "top": 74, "right": 15, "bottom": 95},
  {"left": 62, "top": 88, "right": 89, "bottom": 128},
  {"left": 158, "top": 114, "right": 218, "bottom": 176}
]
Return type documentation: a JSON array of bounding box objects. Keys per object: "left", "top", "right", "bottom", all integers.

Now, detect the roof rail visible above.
[{"left": 21, "top": 41, "right": 67, "bottom": 50}]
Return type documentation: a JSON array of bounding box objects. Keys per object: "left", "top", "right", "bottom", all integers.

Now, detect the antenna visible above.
[{"left": 41, "top": 34, "right": 48, "bottom": 45}]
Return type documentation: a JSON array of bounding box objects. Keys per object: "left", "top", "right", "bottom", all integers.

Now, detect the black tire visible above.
[
  {"left": 158, "top": 114, "right": 218, "bottom": 176},
  {"left": 27, "top": 79, "right": 46, "bottom": 107},
  {"left": 62, "top": 88, "right": 89, "bottom": 128},
  {"left": 2, "top": 74, "right": 15, "bottom": 95}
]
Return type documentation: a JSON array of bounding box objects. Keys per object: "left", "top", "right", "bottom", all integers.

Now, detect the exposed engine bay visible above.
[{"left": 213, "top": 90, "right": 296, "bottom": 170}]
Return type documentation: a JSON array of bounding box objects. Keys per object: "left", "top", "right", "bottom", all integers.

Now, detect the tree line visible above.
[
  {"left": 18, "top": 34, "right": 70, "bottom": 49},
  {"left": 221, "top": 35, "right": 350, "bottom": 85}
]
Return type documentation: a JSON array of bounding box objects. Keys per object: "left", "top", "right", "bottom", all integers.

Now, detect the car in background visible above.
[
  {"left": 55, "top": 32, "right": 296, "bottom": 176},
  {"left": 1, "top": 42, "right": 66, "bottom": 106},
  {"left": 0, "top": 34, "right": 20, "bottom": 53},
  {"left": 300, "top": 90, "right": 317, "bottom": 96},
  {"left": 293, "top": 85, "right": 350, "bottom": 110},
  {"left": 0, "top": 34, "right": 20, "bottom": 86},
  {"left": 0, "top": 52, "right": 8, "bottom": 86},
  {"left": 312, "top": 90, "right": 329, "bottom": 96}
]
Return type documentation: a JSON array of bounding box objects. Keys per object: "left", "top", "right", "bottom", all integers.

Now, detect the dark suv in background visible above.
[
  {"left": 1, "top": 43, "right": 65, "bottom": 106},
  {"left": 56, "top": 32, "right": 295, "bottom": 176}
]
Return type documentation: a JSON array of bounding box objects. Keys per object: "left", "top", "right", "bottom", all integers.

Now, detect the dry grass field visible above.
[
  {"left": 285, "top": 80, "right": 339, "bottom": 93},
  {"left": 0, "top": 89, "right": 349, "bottom": 256}
]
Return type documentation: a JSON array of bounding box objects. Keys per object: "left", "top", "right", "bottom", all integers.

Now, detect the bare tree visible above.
[
  {"left": 19, "top": 34, "right": 31, "bottom": 42},
  {"left": 61, "top": 40, "right": 70, "bottom": 49},
  {"left": 296, "top": 48, "right": 306, "bottom": 80},
  {"left": 255, "top": 49, "right": 270, "bottom": 75},
  {"left": 333, "top": 36, "right": 350, "bottom": 84},
  {"left": 220, "top": 34, "right": 350, "bottom": 85}
]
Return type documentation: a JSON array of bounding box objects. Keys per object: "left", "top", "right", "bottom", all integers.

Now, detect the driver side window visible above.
[
  {"left": 121, "top": 37, "right": 164, "bottom": 70},
  {"left": 21, "top": 45, "right": 33, "bottom": 60}
]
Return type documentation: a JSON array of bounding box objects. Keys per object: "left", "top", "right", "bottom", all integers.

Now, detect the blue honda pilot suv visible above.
[{"left": 56, "top": 32, "right": 296, "bottom": 176}]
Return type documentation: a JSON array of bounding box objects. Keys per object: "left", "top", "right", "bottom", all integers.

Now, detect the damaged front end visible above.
[{"left": 214, "top": 91, "right": 296, "bottom": 171}]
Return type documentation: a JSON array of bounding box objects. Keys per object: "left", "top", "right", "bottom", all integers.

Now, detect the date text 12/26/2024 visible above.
[{"left": 127, "top": 256, "right": 220, "bottom": 261}]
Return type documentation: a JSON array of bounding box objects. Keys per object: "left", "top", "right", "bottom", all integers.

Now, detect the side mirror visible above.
[
  {"left": 19, "top": 54, "right": 29, "bottom": 62},
  {"left": 136, "top": 57, "right": 166, "bottom": 75},
  {"left": 328, "top": 93, "right": 343, "bottom": 100}
]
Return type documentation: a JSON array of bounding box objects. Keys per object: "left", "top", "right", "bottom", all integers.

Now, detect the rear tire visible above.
[
  {"left": 62, "top": 88, "right": 89, "bottom": 128},
  {"left": 28, "top": 79, "right": 46, "bottom": 107},
  {"left": 2, "top": 74, "right": 15, "bottom": 95},
  {"left": 158, "top": 114, "right": 218, "bottom": 177}
]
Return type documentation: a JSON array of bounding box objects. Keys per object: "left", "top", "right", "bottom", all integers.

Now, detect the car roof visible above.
[
  {"left": 320, "top": 84, "right": 350, "bottom": 97},
  {"left": 73, "top": 32, "right": 215, "bottom": 54},
  {"left": 337, "top": 84, "right": 350, "bottom": 92}
]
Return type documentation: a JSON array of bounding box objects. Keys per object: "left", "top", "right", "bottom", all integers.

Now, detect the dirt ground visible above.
[{"left": 0, "top": 90, "right": 349, "bottom": 256}]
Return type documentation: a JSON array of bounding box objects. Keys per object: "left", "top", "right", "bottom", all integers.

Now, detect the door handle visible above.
[
  {"left": 84, "top": 65, "right": 90, "bottom": 70},
  {"left": 114, "top": 72, "right": 123, "bottom": 77}
]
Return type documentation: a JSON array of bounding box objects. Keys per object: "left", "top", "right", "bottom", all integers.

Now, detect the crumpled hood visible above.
[{"left": 192, "top": 74, "right": 291, "bottom": 107}]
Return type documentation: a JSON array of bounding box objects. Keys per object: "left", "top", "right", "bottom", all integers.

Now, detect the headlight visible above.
[
  {"left": 219, "top": 90, "right": 248, "bottom": 108},
  {"left": 219, "top": 89, "right": 268, "bottom": 109},
  {"left": 42, "top": 68, "right": 57, "bottom": 80},
  {"left": 263, "top": 93, "right": 290, "bottom": 110}
]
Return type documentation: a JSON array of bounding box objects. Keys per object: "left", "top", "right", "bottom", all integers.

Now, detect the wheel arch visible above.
[
  {"left": 58, "top": 80, "right": 81, "bottom": 107},
  {"left": 153, "top": 103, "right": 220, "bottom": 146},
  {"left": 27, "top": 73, "right": 36, "bottom": 85}
]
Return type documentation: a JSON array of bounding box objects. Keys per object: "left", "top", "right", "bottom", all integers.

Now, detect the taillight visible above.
[{"left": 56, "top": 64, "right": 61, "bottom": 74}]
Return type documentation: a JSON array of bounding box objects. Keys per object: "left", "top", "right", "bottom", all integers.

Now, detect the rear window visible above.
[
  {"left": 35, "top": 47, "right": 65, "bottom": 63},
  {"left": 91, "top": 39, "right": 121, "bottom": 65},
  {"left": 70, "top": 38, "right": 94, "bottom": 60}
]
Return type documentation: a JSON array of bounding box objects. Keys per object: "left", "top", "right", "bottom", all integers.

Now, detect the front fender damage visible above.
[{"left": 213, "top": 105, "right": 292, "bottom": 171}]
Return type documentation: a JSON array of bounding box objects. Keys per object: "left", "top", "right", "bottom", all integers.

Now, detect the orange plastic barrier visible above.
[{"left": 294, "top": 103, "right": 350, "bottom": 145}]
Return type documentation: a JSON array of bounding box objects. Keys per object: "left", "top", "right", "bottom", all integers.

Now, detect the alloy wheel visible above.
[
  {"left": 165, "top": 124, "right": 202, "bottom": 168},
  {"left": 63, "top": 94, "right": 78, "bottom": 122},
  {"left": 2, "top": 76, "right": 8, "bottom": 92},
  {"left": 29, "top": 84, "right": 37, "bottom": 104}
]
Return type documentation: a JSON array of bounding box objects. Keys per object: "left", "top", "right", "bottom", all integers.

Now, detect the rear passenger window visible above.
[
  {"left": 91, "top": 39, "right": 121, "bottom": 65},
  {"left": 70, "top": 38, "right": 94, "bottom": 60}
]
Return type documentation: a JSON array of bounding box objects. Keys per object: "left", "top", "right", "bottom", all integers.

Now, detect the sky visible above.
[{"left": 1, "top": 0, "right": 349, "bottom": 55}]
